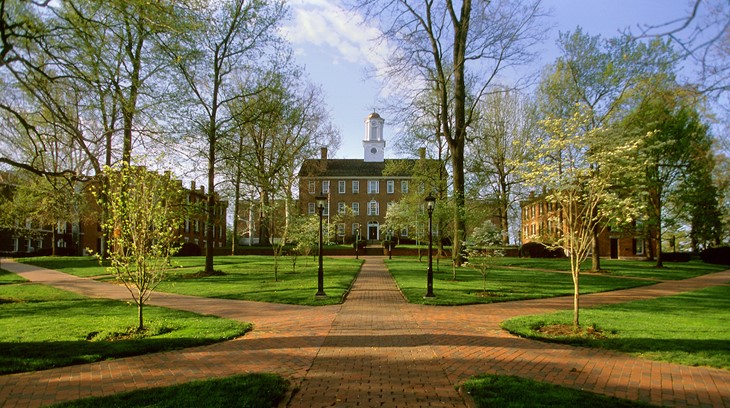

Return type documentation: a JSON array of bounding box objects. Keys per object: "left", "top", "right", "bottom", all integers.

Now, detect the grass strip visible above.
[
  {"left": 502, "top": 285, "right": 730, "bottom": 369},
  {"left": 19, "top": 255, "right": 363, "bottom": 306},
  {"left": 0, "top": 283, "right": 250, "bottom": 374},
  {"left": 51, "top": 373, "right": 288, "bottom": 408},
  {"left": 461, "top": 374, "right": 654, "bottom": 407},
  {"left": 386, "top": 258, "right": 655, "bottom": 305},
  {"left": 489, "top": 258, "right": 726, "bottom": 280}
]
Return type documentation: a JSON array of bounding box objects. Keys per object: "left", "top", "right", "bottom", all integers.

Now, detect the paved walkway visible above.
[{"left": 0, "top": 257, "right": 729, "bottom": 407}]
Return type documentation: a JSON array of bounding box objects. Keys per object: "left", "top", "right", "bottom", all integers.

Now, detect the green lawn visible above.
[
  {"left": 19, "top": 255, "right": 363, "bottom": 306},
  {"left": 502, "top": 285, "right": 730, "bottom": 370},
  {"left": 386, "top": 258, "right": 656, "bottom": 305},
  {"left": 0, "top": 283, "right": 250, "bottom": 374},
  {"left": 461, "top": 374, "right": 654, "bottom": 407},
  {"left": 51, "top": 373, "right": 288, "bottom": 408},
  {"left": 491, "top": 257, "right": 727, "bottom": 280},
  {"left": 0, "top": 267, "right": 27, "bottom": 284}
]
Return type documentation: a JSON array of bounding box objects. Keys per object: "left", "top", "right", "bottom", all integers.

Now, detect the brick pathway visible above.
[{"left": 1, "top": 257, "right": 729, "bottom": 407}]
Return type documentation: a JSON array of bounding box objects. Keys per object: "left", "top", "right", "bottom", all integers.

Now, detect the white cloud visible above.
[{"left": 282, "top": 0, "right": 391, "bottom": 74}]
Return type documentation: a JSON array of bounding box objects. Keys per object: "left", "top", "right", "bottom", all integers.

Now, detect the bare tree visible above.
[
  {"left": 466, "top": 88, "right": 537, "bottom": 245},
  {"left": 355, "top": 0, "right": 548, "bottom": 265},
  {"left": 166, "top": 0, "right": 287, "bottom": 274}
]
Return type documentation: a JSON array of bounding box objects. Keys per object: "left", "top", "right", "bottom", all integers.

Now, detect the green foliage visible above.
[
  {"left": 502, "top": 285, "right": 730, "bottom": 370},
  {"left": 465, "top": 221, "right": 505, "bottom": 292},
  {"left": 0, "top": 283, "right": 249, "bottom": 374},
  {"left": 51, "top": 374, "right": 288, "bottom": 408},
  {"left": 95, "top": 164, "right": 186, "bottom": 330},
  {"left": 461, "top": 374, "right": 652, "bottom": 408}
]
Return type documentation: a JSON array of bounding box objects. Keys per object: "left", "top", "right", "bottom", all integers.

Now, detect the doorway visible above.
[
  {"left": 610, "top": 238, "right": 618, "bottom": 259},
  {"left": 368, "top": 221, "right": 379, "bottom": 241}
]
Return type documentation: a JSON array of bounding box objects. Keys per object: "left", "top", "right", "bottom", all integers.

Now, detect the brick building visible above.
[
  {"left": 520, "top": 191, "right": 647, "bottom": 259},
  {"left": 0, "top": 170, "right": 226, "bottom": 256},
  {"left": 298, "top": 112, "right": 418, "bottom": 243}
]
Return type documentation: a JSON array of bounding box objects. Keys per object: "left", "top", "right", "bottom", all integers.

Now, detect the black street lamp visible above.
[
  {"left": 355, "top": 225, "right": 360, "bottom": 259},
  {"left": 424, "top": 193, "right": 436, "bottom": 298},
  {"left": 315, "top": 194, "right": 328, "bottom": 299},
  {"left": 387, "top": 228, "right": 393, "bottom": 259}
]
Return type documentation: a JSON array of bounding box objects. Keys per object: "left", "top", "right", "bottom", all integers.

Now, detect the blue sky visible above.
[{"left": 282, "top": 0, "right": 699, "bottom": 160}]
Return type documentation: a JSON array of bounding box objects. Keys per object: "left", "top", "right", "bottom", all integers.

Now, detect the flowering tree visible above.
[
  {"left": 519, "top": 110, "right": 641, "bottom": 328},
  {"left": 96, "top": 164, "right": 184, "bottom": 331}
]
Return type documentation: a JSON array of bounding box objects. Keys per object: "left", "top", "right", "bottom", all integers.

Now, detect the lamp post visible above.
[
  {"left": 424, "top": 193, "right": 436, "bottom": 298},
  {"left": 315, "top": 194, "right": 328, "bottom": 299},
  {"left": 387, "top": 228, "right": 393, "bottom": 259},
  {"left": 355, "top": 225, "right": 360, "bottom": 259}
]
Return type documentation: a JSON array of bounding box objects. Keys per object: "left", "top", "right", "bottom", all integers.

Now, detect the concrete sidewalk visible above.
[{"left": 1, "top": 257, "right": 729, "bottom": 407}]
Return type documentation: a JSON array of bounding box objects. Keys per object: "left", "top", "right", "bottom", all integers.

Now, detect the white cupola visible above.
[{"left": 363, "top": 112, "right": 385, "bottom": 162}]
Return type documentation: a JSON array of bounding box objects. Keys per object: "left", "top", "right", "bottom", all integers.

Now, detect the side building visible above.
[
  {"left": 298, "top": 112, "right": 417, "bottom": 243},
  {"left": 520, "top": 191, "right": 647, "bottom": 259},
  {"left": 0, "top": 170, "right": 227, "bottom": 256}
]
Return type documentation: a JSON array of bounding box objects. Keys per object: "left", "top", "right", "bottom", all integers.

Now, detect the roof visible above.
[
  {"left": 367, "top": 112, "right": 382, "bottom": 120},
  {"left": 298, "top": 159, "right": 416, "bottom": 178}
]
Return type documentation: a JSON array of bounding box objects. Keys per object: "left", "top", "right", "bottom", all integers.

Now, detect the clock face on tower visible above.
[{"left": 371, "top": 147, "right": 378, "bottom": 154}]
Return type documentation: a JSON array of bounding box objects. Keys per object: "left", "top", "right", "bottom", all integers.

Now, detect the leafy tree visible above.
[
  {"left": 620, "top": 84, "right": 716, "bottom": 264},
  {"left": 538, "top": 29, "right": 675, "bottom": 271},
  {"left": 465, "top": 220, "right": 504, "bottom": 294},
  {"left": 520, "top": 110, "right": 641, "bottom": 328},
  {"left": 95, "top": 164, "right": 185, "bottom": 331}
]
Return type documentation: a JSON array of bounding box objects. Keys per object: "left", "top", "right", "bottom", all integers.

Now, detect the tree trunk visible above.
[
  {"left": 137, "top": 302, "right": 144, "bottom": 331},
  {"left": 591, "top": 227, "right": 601, "bottom": 271},
  {"left": 231, "top": 170, "right": 242, "bottom": 255},
  {"left": 573, "top": 274, "right": 580, "bottom": 329},
  {"left": 259, "top": 192, "right": 270, "bottom": 245},
  {"left": 204, "top": 120, "right": 216, "bottom": 274}
]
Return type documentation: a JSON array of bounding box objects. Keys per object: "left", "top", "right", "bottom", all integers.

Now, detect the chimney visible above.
[
  {"left": 191, "top": 180, "right": 196, "bottom": 191},
  {"left": 418, "top": 147, "right": 426, "bottom": 159},
  {"left": 320, "top": 147, "right": 328, "bottom": 160}
]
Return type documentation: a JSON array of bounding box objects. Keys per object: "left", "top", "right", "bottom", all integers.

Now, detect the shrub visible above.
[
  {"left": 176, "top": 242, "right": 202, "bottom": 257},
  {"left": 700, "top": 246, "right": 730, "bottom": 265},
  {"left": 520, "top": 242, "right": 565, "bottom": 258},
  {"left": 662, "top": 252, "right": 692, "bottom": 262}
]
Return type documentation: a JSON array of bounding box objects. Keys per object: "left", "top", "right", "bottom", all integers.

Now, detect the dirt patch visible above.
[{"left": 536, "top": 323, "right": 607, "bottom": 339}]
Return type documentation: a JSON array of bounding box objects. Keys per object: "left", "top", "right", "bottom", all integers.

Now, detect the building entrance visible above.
[{"left": 368, "top": 221, "right": 379, "bottom": 241}]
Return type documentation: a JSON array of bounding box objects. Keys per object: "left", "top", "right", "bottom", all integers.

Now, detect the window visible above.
[
  {"left": 401, "top": 180, "right": 409, "bottom": 193},
  {"left": 322, "top": 180, "right": 330, "bottom": 194},
  {"left": 337, "top": 223, "right": 345, "bottom": 237},
  {"left": 308, "top": 181, "right": 316, "bottom": 194},
  {"left": 338, "top": 180, "right": 346, "bottom": 194},
  {"left": 338, "top": 202, "right": 346, "bottom": 214},
  {"left": 352, "top": 223, "right": 360, "bottom": 236},
  {"left": 352, "top": 180, "right": 360, "bottom": 194},
  {"left": 323, "top": 203, "right": 329, "bottom": 216},
  {"left": 194, "top": 220, "right": 199, "bottom": 233},
  {"left": 387, "top": 180, "right": 394, "bottom": 194},
  {"left": 401, "top": 228, "right": 408, "bottom": 237},
  {"left": 368, "top": 180, "right": 379, "bottom": 194},
  {"left": 352, "top": 202, "right": 360, "bottom": 215},
  {"left": 368, "top": 200, "right": 379, "bottom": 216},
  {"left": 308, "top": 202, "right": 316, "bottom": 215}
]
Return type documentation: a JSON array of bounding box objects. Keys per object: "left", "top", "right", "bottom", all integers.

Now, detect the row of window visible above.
[
  {"left": 308, "top": 200, "right": 392, "bottom": 216},
  {"left": 309, "top": 179, "right": 409, "bottom": 195},
  {"left": 334, "top": 224, "right": 410, "bottom": 237},
  {"left": 183, "top": 219, "right": 224, "bottom": 238}
]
